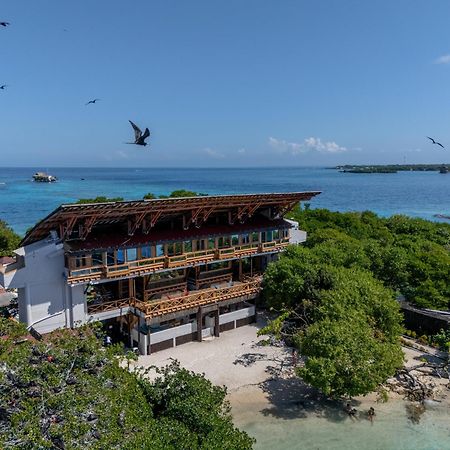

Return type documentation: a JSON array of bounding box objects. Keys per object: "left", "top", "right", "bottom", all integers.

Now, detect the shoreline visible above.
[{"left": 134, "top": 317, "right": 450, "bottom": 448}]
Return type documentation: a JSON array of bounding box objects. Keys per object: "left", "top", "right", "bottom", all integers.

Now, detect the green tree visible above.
[
  {"left": 0, "top": 220, "right": 21, "bottom": 256},
  {"left": 76, "top": 196, "right": 124, "bottom": 204},
  {"left": 0, "top": 320, "right": 254, "bottom": 449}
]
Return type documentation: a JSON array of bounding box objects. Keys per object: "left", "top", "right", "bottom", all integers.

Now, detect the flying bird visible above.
[
  {"left": 128, "top": 120, "right": 150, "bottom": 146},
  {"left": 0, "top": 85, "right": 7, "bottom": 90},
  {"left": 85, "top": 98, "right": 100, "bottom": 105},
  {"left": 0, "top": 22, "right": 10, "bottom": 27},
  {"left": 427, "top": 136, "right": 445, "bottom": 149}
]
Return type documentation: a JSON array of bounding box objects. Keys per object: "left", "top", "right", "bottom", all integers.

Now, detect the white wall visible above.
[{"left": 3, "top": 238, "right": 87, "bottom": 334}]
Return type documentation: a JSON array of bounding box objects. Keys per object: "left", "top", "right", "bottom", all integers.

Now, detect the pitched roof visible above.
[{"left": 21, "top": 191, "right": 320, "bottom": 246}]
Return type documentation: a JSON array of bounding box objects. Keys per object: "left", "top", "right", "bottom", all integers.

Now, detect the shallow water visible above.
[{"left": 233, "top": 397, "right": 450, "bottom": 450}]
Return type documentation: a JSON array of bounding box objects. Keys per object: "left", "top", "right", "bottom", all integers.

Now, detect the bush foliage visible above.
[{"left": 0, "top": 320, "right": 254, "bottom": 449}]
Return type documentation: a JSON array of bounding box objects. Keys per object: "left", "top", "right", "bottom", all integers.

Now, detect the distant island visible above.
[{"left": 333, "top": 164, "right": 449, "bottom": 174}]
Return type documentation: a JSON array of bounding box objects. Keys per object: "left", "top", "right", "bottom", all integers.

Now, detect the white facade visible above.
[{"left": 0, "top": 237, "right": 86, "bottom": 334}]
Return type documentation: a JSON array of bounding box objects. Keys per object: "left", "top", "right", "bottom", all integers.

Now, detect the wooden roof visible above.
[{"left": 21, "top": 192, "right": 320, "bottom": 246}]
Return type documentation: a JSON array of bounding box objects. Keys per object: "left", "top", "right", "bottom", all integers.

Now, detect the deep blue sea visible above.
[{"left": 0, "top": 167, "right": 449, "bottom": 236}]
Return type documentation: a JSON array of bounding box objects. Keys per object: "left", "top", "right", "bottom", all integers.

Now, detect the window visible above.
[
  {"left": 231, "top": 234, "right": 239, "bottom": 246},
  {"left": 194, "top": 239, "right": 205, "bottom": 251},
  {"left": 273, "top": 229, "right": 280, "bottom": 240},
  {"left": 92, "top": 252, "right": 103, "bottom": 266},
  {"left": 155, "top": 244, "right": 164, "bottom": 257},
  {"left": 126, "top": 248, "right": 137, "bottom": 261},
  {"left": 75, "top": 255, "right": 88, "bottom": 268},
  {"left": 184, "top": 240, "right": 192, "bottom": 253},
  {"left": 141, "top": 245, "right": 151, "bottom": 259},
  {"left": 208, "top": 238, "right": 215, "bottom": 250},
  {"left": 263, "top": 231, "right": 273, "bottom": 242},
  {"left": 116, "top": 249, "right": 125, "bottom": 264},
  {"left": 218, "top": 236, "right": 231, "bottom": 248},
  {"left": 106, "top": 251, "right": 115, "bottom": 266},
  {"left": 167, "top": 242, "right": 183, "bottom": 256},
  {"left": 251, "top": 232, "right": 259, "bottom": 243},
  {"left": 241, "top": 234, "right": 250, "bottom": 245}
]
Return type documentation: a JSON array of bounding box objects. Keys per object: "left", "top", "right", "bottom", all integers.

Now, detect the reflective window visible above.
[
  {"left": 116, "top": 249, "right": 125, "bottom": 264},
  {"left": 231, "top": 234, "right": 239, "bottom": 246},
  {"left": 92, "top": 252, "right": 103, "bottom": 266},
  {"left": 155, "top": 244, "right": 164, "bottom": 257},
  {"left": 273, "top": 229, "right": 280, "bottom": 240},
  {"left": 251, "top": 232, "right": 259, "bottom": 243},
  {"left": 126, "top": 248, "right": 137, "bottom": 261},
  {"left": 218, "top": 236, "right": 231, "bottom": 248},
  {"left": 141, "top": 245, "right": 151, "bottom": 259},
  {"left": 106, "top": 251, "right": 115, "bottom": 266},
  {"left": 184, "top": 241, "right": 192, "bottom": 252},
  {"left": 208, "top": 238, "right": 215, "bottom": 249},
  {"left": 241, "top": 234, "right": 250, "bottom": 244}
]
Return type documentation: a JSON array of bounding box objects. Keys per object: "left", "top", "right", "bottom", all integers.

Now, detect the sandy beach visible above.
[{"left": 135, "top": 317, "right": 450, "bottom": 449}]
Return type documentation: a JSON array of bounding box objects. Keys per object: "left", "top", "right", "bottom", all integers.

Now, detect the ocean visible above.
[{"left": 0, "top": 167, "right": 449, "bottom": 236}]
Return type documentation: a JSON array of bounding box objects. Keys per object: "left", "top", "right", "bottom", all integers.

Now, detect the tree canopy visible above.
[
  {"left": 144, "top": 190, "right": 208, "bottom": 200},
  {"left": 76, "top": 196, "right": 124, "bottom": 204},
  {"left": 0, "top": 220, "right": 21, "bottom": 256},
  {"left": 291, "top": 208, "right": 450, "bottom": 310},
  {"left": 0, "top": 320, "right": 254, "bottom": 449}
]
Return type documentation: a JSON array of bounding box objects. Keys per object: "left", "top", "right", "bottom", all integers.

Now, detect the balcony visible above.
[
  {"left": 68, "top": 238, "right": 289, "bottom": 285},
  {"left": 87, "top": 276, "right": 262, "bottom": 319}
]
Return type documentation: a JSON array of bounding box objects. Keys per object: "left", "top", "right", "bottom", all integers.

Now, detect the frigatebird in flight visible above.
[
  {"left": 86, "top": 98, "right": 100, "bottom": 105},
  {"left": 0, "top": 85, "right": 7, "bottom": 90},
  {"left": 427, "top": 137, "right": 445, "bottom": 149},
  {"left": 128, "top": 120, "right": 150, "bottom": 146},
  {"left": 0, "top": 22, "right": 10, "bottom": 27}
]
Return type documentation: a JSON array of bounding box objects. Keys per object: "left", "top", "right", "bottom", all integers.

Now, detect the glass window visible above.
[
  {"left": 231, "top": 234, "right": 239, "bottom": 246},
  {"left": 251, "top": 232, "right": 259, "bottom": 243},
  {"left": 241, "top": 234, "right": 250, "bottom": 244},
  {"left": 184, "top": 241, "right": 192, "bottom": 253},
  {"left": 155, "top": 244, "right": 164, "bottom": 257},
  {"left": 92, "top": 252, "right": 103, "bottom": 266},
  {"left": 106, "top": 251, "right": 115, "bottom": 266},
  {"left": 273, "top": 229, "right": 280, "bottom": 240},
  {"left": 174, "top": 242, "right": 183, "bottom": 254},
  {"left": 208, "top": 238, "right": 216, "bottom": 249},
  {"left": 218, "top": 236, "right": 231, "bottom": 248},
  {"left": 194, "top": 239, "right": 205, "bottom": 251},
  {"left": 126, "top": 248, "right": 137, "bottom": 261},
  {"left": 116, "top": 249, "right": 125, "bottom": 264},
  {"left": 265, "top": 231, "right": 273, "bottom": 242},
  {"left": 141, "top": 245, "right": 151, "bottom": 259}
]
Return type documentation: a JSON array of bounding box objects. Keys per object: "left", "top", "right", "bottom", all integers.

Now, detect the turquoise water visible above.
[
  {"left": 0, "top": 167, "right": 449, "bottom": 235},
  {"left": 233, "top": 398, "right": 450, "bottom": 450}
]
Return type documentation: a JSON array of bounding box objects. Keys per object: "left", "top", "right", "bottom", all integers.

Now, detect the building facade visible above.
[{"left": 0, "top": 192, "right": 319, "bottom": 354}]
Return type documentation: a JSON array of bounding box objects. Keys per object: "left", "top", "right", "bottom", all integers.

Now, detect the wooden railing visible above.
[
  {"left": 166, "top": 249, "right": 216, "bottom": 268},
  {"left": 86, "top": 276, "right": 262, "bottom": 318},
  {"left": 136, "top": 277, "right": 262, "bottom": 319},
  {"left": 144, "top": 281, "right": 187, "bottom": 301},
  {"left": 68, "top": 239, "right": 290, "bottom": 283},
  {"left": 87, "top": 297, "right": 134, "bottom": 314}
]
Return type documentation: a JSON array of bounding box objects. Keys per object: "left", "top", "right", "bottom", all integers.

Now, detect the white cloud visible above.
[
  {"left": 434, "top": 54, "right": 450, "bottom": 64},
  {"left": 203, "top": 147, "right": 225, "bottom": 159},
  {"left": 237, "top": 148, "right": 246, "bottom": 154},
  {"left": 268, "top": 137, "right": 306, "bottom": 155},
  {"left": 269, "top": 136, "right": 347, "bottom": 155}
]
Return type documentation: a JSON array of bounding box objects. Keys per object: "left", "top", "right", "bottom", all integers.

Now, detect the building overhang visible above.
[{"left": 21, "top": 191, "right": 321, "bottom": 247}]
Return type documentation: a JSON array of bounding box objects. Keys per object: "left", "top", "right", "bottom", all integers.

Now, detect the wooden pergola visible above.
[{"left": 21, "top": 191, "right": 320, "bottom": 246}]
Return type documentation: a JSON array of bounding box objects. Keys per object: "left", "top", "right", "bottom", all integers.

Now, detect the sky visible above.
[{"left": 1, "top": 0, "right": 450, "bottom": 167}]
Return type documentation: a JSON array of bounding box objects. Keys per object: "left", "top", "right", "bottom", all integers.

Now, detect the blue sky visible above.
[{"left": 1, "top": 0, "right": 450, "bottom": 167}]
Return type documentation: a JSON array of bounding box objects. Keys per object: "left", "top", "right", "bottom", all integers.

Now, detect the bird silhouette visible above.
[
  {"left": 427, "top": 137, "right": 445, "bottom": 149},
  {"left": 0, "top": 22, "right": 10, "bottom": 27},
  {"left": 128, "top": 120, "right": 150, "bottom": 146},
  {"left": 85, "top": 98, "right": 100, "bottom": 105},
  {"left": 0, "top": 85, "right": 7, "bottom": 90}
]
